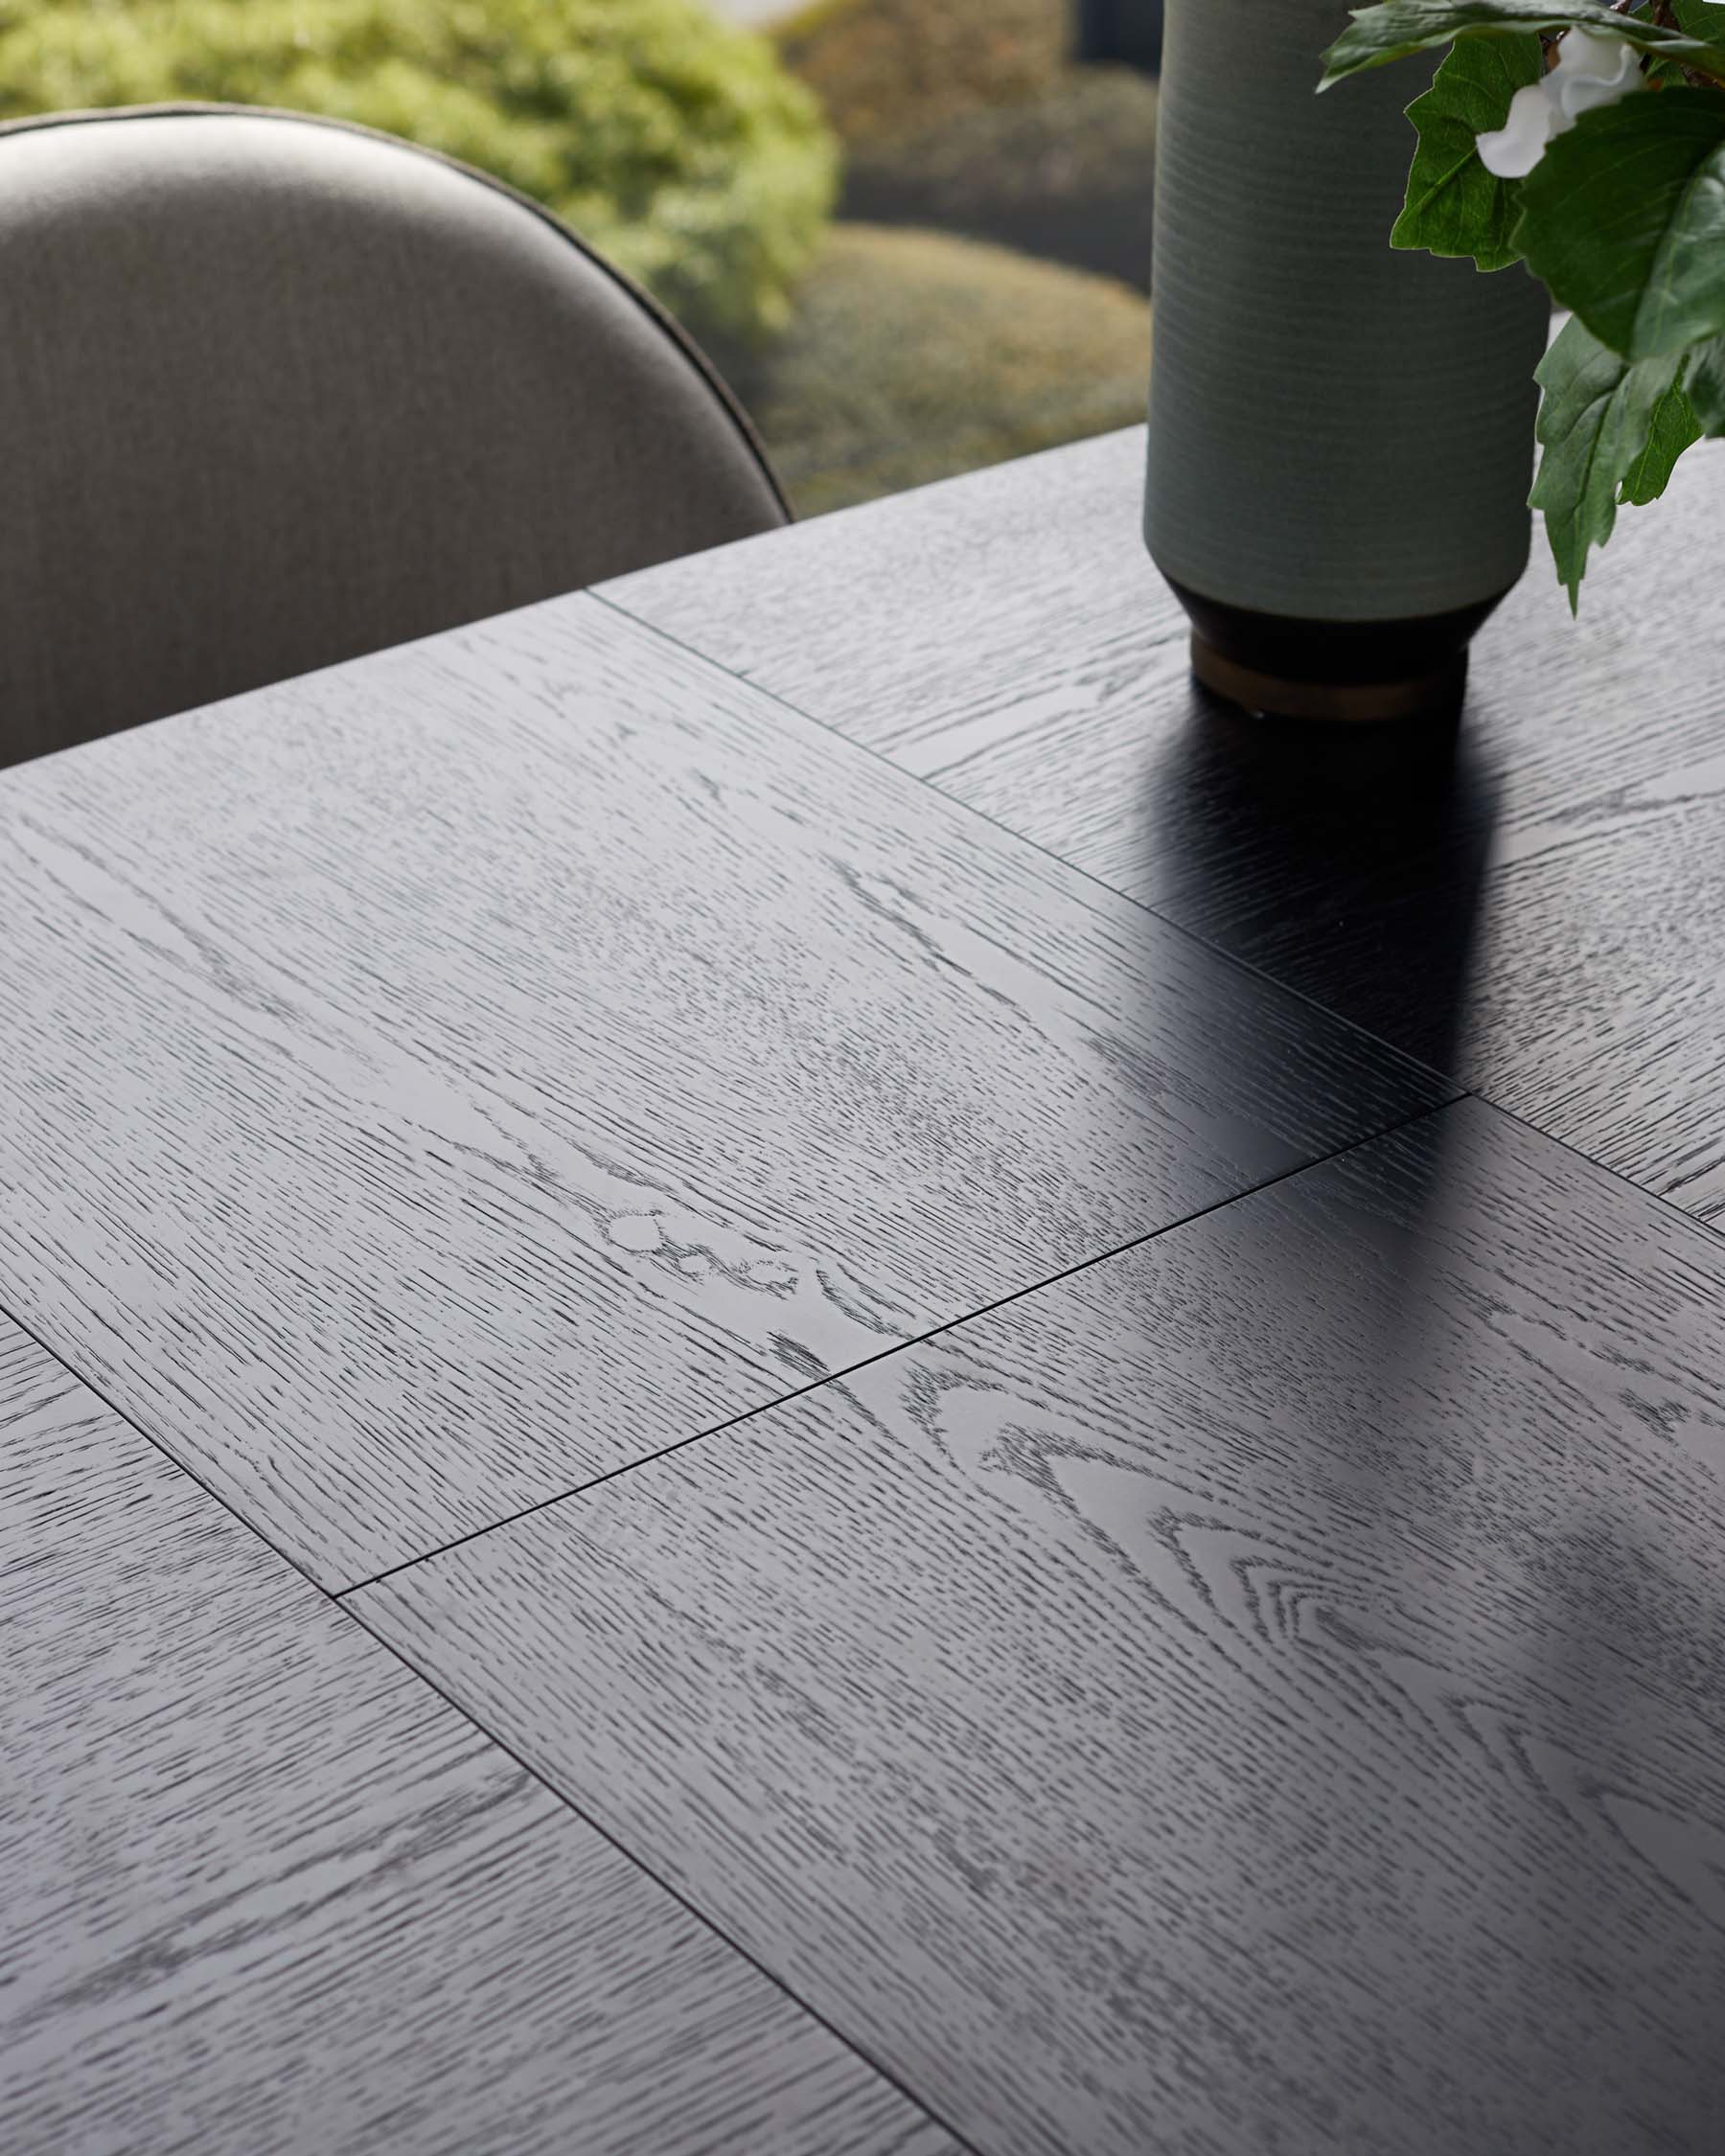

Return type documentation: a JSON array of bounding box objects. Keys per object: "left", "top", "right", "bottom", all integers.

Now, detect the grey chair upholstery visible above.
[{"left": 0, "top": 104, "right": 789, "bottom": 767}]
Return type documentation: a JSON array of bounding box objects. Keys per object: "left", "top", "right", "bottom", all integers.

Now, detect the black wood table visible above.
[{"left": 3, "top": 429, "right": 1722, "bottom": 2154}]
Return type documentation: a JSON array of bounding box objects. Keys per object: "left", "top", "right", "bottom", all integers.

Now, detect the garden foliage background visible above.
[{"left": 0, "top": 0, "right": 1162, "bottom": 512}]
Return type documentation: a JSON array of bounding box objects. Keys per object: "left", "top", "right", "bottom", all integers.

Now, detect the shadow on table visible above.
[
  {"left": 1113, "top": 638, "right": 1725, "bottom": 2151},
  {"left": 1136, "top": 677, "right": 1503, "bottom": 1088}
]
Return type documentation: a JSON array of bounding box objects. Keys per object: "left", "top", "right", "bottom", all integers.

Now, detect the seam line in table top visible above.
[
  {"left": 589, "top": 585, "right": 1725, "bottom": 1258},
  {"left": 587, "top": 585, "right": 1452, "bottom": 1102},
  {"left": 0, "top": 1280, "right": 986, "bottom": 2156},
  {"left": 0, "top": 1092, "right": 1482, "bottom": 2154},
  {"left": 338, "top": 1093, "right": 1460, "bottom": 1595},
  {"left": 5, "top": 519, "right": 1720, "bottom": 2145}
]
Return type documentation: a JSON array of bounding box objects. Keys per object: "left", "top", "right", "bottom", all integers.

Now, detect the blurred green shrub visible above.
[
  {"left": 775, "top": 0, "right": 1070, "bottom": 145},
  {"left": 0, "top": 0, "right": 839, "bottom": 341},
  {"left": 843, "top": 64, "right": 1158, "bottom": 291},
  {"left": 716, "top": 223, "right": 1152, "bottom": 518}
]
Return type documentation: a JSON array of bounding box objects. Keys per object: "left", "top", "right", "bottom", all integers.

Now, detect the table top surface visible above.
[{"left": 4, "top": 426, "right": 1724, "bottom": 2156}]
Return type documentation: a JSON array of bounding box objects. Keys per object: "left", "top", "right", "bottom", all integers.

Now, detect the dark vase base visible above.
[{"left": 1168, "top": 578, "right": 1511, "bottom": 724}]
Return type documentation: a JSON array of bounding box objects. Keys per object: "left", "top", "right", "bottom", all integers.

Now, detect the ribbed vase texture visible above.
[{"left": 1144, "top": 0, "right": 1551, "bottom": 622}]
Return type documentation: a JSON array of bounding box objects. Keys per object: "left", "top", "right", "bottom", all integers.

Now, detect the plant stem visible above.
[{"left": 1645, "top": 0, "right": 1725, "bottom": 87}]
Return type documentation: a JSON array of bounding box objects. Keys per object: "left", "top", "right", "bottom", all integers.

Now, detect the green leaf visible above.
[
  {"left": 1687, "top": 333, "right": 1725, "bottom": 430},
  {"left": 1320, "top": 3, "right": 1704, "bottom": 90},
  {"left": 1530, "top": 315, "right": 1690, "bottom": 607},
  {"left": 1392, "top": 34, "right": 1543, "bottom": 269},
  {"left": 1619, "top": 378, "right": 1701, "bottom": 502},
  {"left": 1516, "top": 88, "right": 1725, "bottom": 359},
  {"left": 1673, "top": 1, "right": 1725, "bottom": 39}
]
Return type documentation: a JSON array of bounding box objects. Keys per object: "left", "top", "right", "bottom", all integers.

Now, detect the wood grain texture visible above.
[
  {"left": 604, "top": 430, "right": 1725, "bottom": 1222},
  {"left": 601, "top": 426, "right": 1174, "bottom": 774},
  {"left": 0, "top": 1314, "right": 955, "bottom": 2156},
  {"left": 0, "top": 593, "right": 1444, "bottom": 1587},
  {"left": 356, "top": 1097, "right": 1725, "bottom": 2156}
]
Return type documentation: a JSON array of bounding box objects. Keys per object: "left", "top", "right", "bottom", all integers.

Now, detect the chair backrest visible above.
[{"left": 0, "top": 104, "right": 789, "bottom": 766}]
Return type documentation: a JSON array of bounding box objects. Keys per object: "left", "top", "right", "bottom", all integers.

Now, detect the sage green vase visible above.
[{"left": 1144, "top": 0, "right": 1552, "bottom": 721}]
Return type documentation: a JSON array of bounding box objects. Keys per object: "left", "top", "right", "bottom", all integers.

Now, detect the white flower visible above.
[
  {"left": 1477, "top": 80, "right": 1561, "bottom": 177},
  {"left": 1476, "top": 28, "right": 1643, "bottom": 180},
  {"left": 1552, "top": 24, "right": 1644, "bottom": 119}
]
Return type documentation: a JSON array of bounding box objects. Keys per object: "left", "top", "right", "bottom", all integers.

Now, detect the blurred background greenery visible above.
[{"left": 0, "top": 0, "right": 1162, "bottom": 515}]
